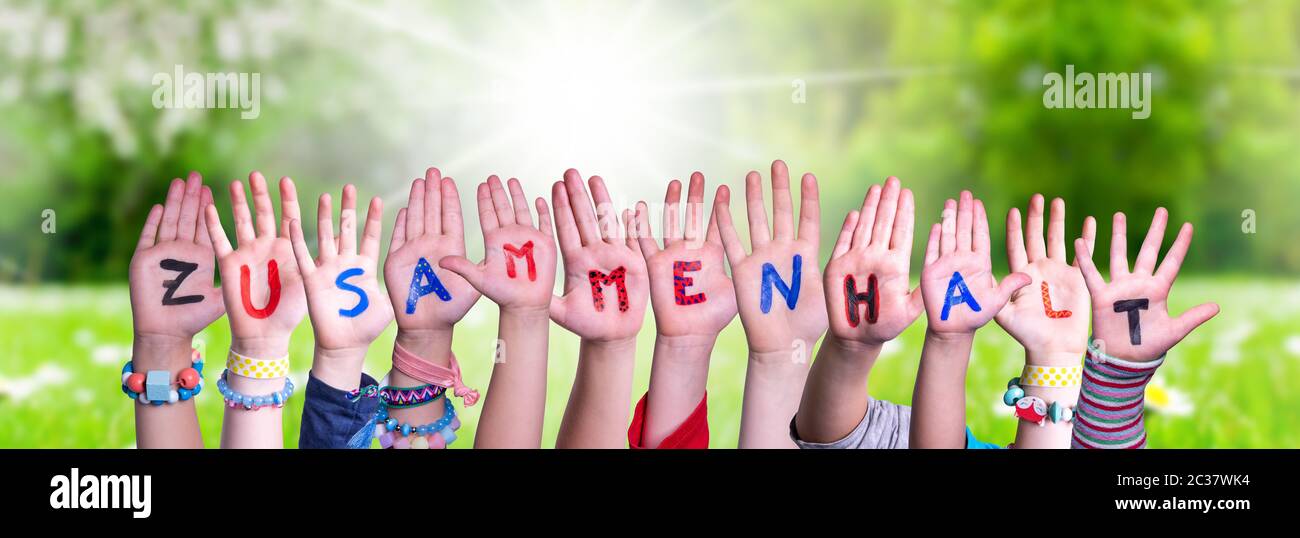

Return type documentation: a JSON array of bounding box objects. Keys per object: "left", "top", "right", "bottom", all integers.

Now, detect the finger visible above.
[
  {"left": 390, "top": 208, "right": 408, "bottom": 251},
  {"left": 477, "top": 182, "right": 499, "bottom": 232},
  {"left": 890, "top": 187, "right": 915, "bottom": 252},
  {"left": 508, "top": 177, "right": 533, "bottom": 227},
  {"left": 589, "top": 175, "right": 619, "bottom": 244},
  {"left": 136, "top": 204, "right": 164, "bottom": 251},
  {"left": 870, "top": 177, "right": 901, "bottom": 249},
  {"left": 956, "top": 190, "right": 974, "bottom": 252},
  {"left": 1172, "top": 302, "right": 1220, "bottom": 343},
  {"left": 1074, "top": 237, "right": 1105, "bottom": 291},
  {"left": 797, "top": 172, "right": 820, "bottom": 246},
  {"left": 1026, "top": 194, "right": 1047, "bottom": 261},
  {"left": 487, "top": 175, "right": 514, "bottom": 226},
  {"left": 176, "top": 172, "right": 202, "bottom": 241},
  {"left": 1110, "top": 212, "right": 1129, "bottom": 276},
  {"left": 1133, "top": 207, "right": 1168, "bottom": 275},
  {"left": 744, "top": 170, "right": 771, "bottom": 248},
  {"left": 441, "top": 177, "right": 464, "bottom": 239},
  {"left": 439, "top": 255, "right": 486, "bottom": 292},
  {"left": 552, "top": 181, "right": 582, "bottom": 255},
  {"left": 229, "top": 180, "right": 256, "bottom": 246},
  {"left": 939, "top": 198, "right": 957, "bottom": 254},
  {"left": 623, "top": 209, "right": 640, "bottom": 253},
  {"left": 714, "top": 185, "right": 746, "bottom": 264},
  {"left": 770, "top": 160, "right": 794, "bottom": 240},
  {"left": 924, "top": 222, "right": 941, "bottom": 266},
  {"left": 424, "top": 167, "right": 442, "bottom": 235},
  {"left": 852, "top": 184, "right": 882, "bottom": 249},
  {"left": 405, "top": 178, "right": 425, "bottom": 239},
  {"left": 249, "top": 171, "right": 277, "bottom": 238},
  {"left": 1006, "top": 208, "right": 1028, "bottom": 271},
  {"left": 563, "top": 169, "right": 600, "bottom": 244},
  {"left": 158, "top": 178, "right": 184, "bottom": 242},
  {"left": 203, "top": 204, "right": 234, "bottom": 257},
  {"left": 196, "top": 187, "right": 215, "bottom": 247},
  {"left": 317, "top": 193, "right": 337, "bottom": 260},
  {"left": 705, "top": 191, "right": 723, "bottom": 246},
  {"left": 536, "top": 197, "right": 554, "bottom": 238},
  {"left": 994, "top": 272, "right": 1033, "bottom": 309},
  {"left": 1075, "top": 215, "right": 1097, "bottom": 268},
  {"left": 1155, "top": 222, "right": 1193, "bottom": 282},
  {"left": 635, "top": 201, "right": 660, "bottom": 256},
  {"left": 1047, "top": 197, "right": 1067, "bottom": 261},
  {"left": 973, "top": 199, "right": 991, "bottom": 254},
  {"left": 663, "top": 179, "right": 683, "bottom": 247},
  {"left": 831, "top": 210, "right": 860, "bottom": 259},
  {"left": 685, "top": 172, "right": 706, "bottom": 244},
  {"left": 360, "top": 196, "right": 384, "bottom": 260},
  {"left": 338, "top": 184, "right": 358, "bottom": 256},
  {"left": 279, "top": 176, "right": 301, "bottom": 240},
  {"left": 288, "top": 218, "right": 316, "bottom": 277}
]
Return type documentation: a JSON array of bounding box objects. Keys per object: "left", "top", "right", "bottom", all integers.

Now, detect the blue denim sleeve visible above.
[{"left": 299, "top": 371, "right": 379, "bottom": 449}]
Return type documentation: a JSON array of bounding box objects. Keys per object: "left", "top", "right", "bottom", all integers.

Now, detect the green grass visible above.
[{"left": 1, "top": 278, "right": 1297, "bottom": 448}]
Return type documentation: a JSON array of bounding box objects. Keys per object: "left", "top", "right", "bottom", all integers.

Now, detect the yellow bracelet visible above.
[
  {"left": 1020, "top": 364, "right": 1082, "bottom": 387},
  {"left": 226, "top": 349, "right": 290, "bottom": 379}
]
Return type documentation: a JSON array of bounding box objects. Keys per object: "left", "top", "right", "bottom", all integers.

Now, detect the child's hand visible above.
[
  {"left": 548, "top": 168, "right": 649, "bottom": 342},
  {"left": 203, "top": 172, "right": 309, "bottom": 356},
  {"left": 919, "top": 191, "right": 1030, "bottom": 337},
  {"left": 994, "top": 195, "right": 1096, "bottom": 363},
  {"left": 715, "top": 160, "right": 827, "bottom": 355},
  {"left": 439, "top": 176, "right": 558, "bottom": 314},
  {"left": 287, "top": 184, "right": 394, "bottom": 360},
  {"left": 822, "top": 177, "right": 922, "bottom": 347},
  {"left": 633, "top": 172, "right": 737, "bottom": 340},
  {"left": 383, "top": 168, "right": 481, "bottom": 335},
  {"left": 130, "top": 173, "right": 226, "bottom": 344},
  {"left": 1075, "top": 209, "right": 1219, "bottom": 361}
]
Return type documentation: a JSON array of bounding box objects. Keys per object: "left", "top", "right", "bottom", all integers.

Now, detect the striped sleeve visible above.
[{"left": 1071, "top": 357, "right": 1159, "bottom": 449}]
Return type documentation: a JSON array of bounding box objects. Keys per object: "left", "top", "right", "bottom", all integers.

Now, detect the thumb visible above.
[
  {"left": 438, "top": 255, "right": 486, "bottom": 291},
  {"left": 548, "top": 294, "right": 568, "bottom": 326},
  {"left": 906, "top": 285, "right": 925, "bottom": 323},
  {"left": 993, "top": 272, "right": 1032, "bottom": 309},
  {"left": 1172, "top": 302, "right": 1219, "bottom": 344}
]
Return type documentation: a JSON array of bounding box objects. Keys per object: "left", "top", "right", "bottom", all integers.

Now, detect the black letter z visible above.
[{"left": 160, "top": 259, "right": 204, "bottom": 305}]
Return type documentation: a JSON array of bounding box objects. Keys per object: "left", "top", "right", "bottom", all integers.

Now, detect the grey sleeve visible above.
[{"left": 790, "top": 397, "right": 911, "bottom": 449}]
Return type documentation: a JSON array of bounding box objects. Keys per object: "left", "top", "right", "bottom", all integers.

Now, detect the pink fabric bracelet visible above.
[{"left": 391, "top": 341, "right": 479, "bottom": 406}]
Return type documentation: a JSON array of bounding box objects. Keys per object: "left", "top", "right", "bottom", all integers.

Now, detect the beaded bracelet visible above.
[
  {"left": 380, "top": 384, "right": 446, "bottom": 409},
  {"left": 374, "top": 398, "right": 461, "bottom": 449},
  {"left": 1003, "top": 377, "right": 1074, "bottom": 426},
  {"left": 121, "top": 349, "right": 205, "bottom": 405},
  {"left": 216, "top": 369, "right": 295, "bottom": 410}
]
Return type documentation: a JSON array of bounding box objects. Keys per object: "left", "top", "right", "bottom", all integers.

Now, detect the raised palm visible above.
[
  {"left": 440, "top": 176, "right": 557, "bottom": 312},
  {"left": 203, "top": 172, "right": 308, "bottom": 341},
  {"left": 1075, "top": 209, "right": 1219, "bottom": 361},
  {"left": 919, "top": 191, "right": 1029, "bottom": 336},
  {"left": 549, "top": 169, "right": 649, "bottom": 342},
  {"left": 635, "top": 173, "right": 737, "bottom": 339},
  {"left": 130, "top": 173, "right": 225, "bottom": 340},
  {"left": 383, "top": 168, "right": 481, "bottom": 332},
  {"left": 289, "top": 185, "right": 395, "bottom": 351},
  {"left": 716, "top": 161, "right": 827, "bottom": 355},
  {"left": 995, "top": 195, "right": 1095, "bottom": 358},
  {"left": 823, "top": 177, "right": 923, "bottom": 346}
]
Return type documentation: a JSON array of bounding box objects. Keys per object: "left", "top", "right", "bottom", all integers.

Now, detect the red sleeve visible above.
[{"left": 627, "top": 391, "right": 709, "bottom": 449}]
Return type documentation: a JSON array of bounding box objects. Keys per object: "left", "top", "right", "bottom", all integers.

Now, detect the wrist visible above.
[
  {"left": 131, "top": 334, "right": 195, "bottom": 371},
  {"left": 499, "top": 306, "right": 551, "bottom": 324},
  {"left": 824, "top": 333, "right": 884, "bottom": 357},
  {"left": 311, "top": 345, "right": 368, "bottom": 391},
  {"left": 1024, "top": 349, "right": 1083, "bottom": 367},
  {"left": 655, "top": 333, "right": 719, "bottom": 352},
  {"left": 924, "top": 328, "right": 973, "bottom": 345},
  {"left": 395, "top": 328, "right": 453, "bottom": 361},
  {"left": 579, "top": 336, "right": 638, "bottom": 359},
  {"left": 230, "top": 336, "right": 291, "bottom": 359}
]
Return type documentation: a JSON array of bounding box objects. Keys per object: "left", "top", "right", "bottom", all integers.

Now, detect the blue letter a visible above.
[
  {"left": 940, "top": 271, "right": 981, "bottom": 320},
  {"left": 406, "top": 257, "right": 452, "bottom": 314},
  {"left": 760, "top": 254, "right": 803, "bottom": 313}
]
